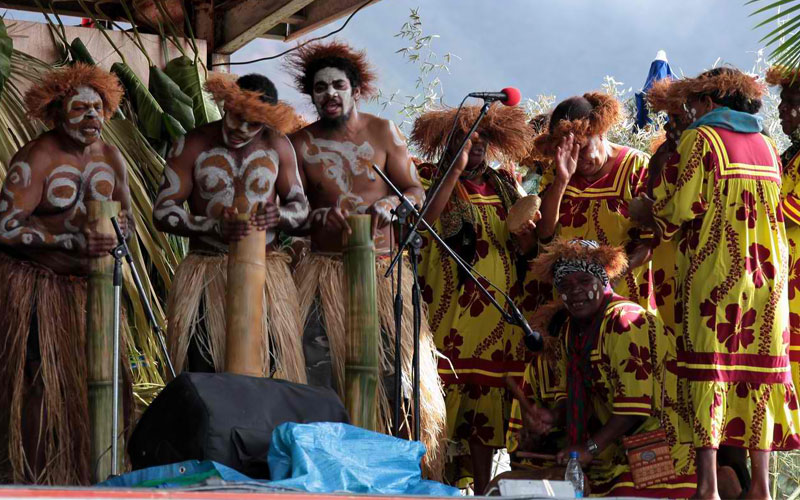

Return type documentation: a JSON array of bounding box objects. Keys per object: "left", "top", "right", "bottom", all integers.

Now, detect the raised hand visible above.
[{"left": 555, "top": 133, "right": 580, "bottom": 183}]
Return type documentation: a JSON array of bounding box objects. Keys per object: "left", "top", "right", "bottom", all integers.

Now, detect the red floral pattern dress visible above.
[
  {"left": 653, "top": 126, "right": 800, "bottom": 450},
  {"left": 418, "top": 167, "right": 531, "bottom": 486}
]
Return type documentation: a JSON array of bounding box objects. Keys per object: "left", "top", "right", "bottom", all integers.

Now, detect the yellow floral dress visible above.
[
  {"left": 417, "top": 164, "right": 531, "bottom": 485},
  {"left": 509, "top": 296, "right": 696, "bottom": 497},
  {"left": 541, "top": 147, "right": 656, "bottom": 312},
  {"left": 780, "top": 149, "right": 800, "bottom": 392},
  {"left": 653, "top": 125, "right": 800, "bottom": 451}
]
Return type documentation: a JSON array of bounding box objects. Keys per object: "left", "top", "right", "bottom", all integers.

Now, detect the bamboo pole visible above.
[
  {"left": 224, "top": 197, "right": 266, "bottom": 376},
  {"left": 86, "top": 200, "right": 121, "bottom": 482},
  {"left": 343, "top": 215, "right": 380, "bottom": 431}
]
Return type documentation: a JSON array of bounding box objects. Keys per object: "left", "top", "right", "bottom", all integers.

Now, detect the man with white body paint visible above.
[
  {"left": 0, "top": 64, "right": 133, "bottom": 485},
  {"left": 154, "top": 73, "right": 309, "bottom": 383},
  {"left": 286, "top": 41, "right": 446, "bottom": 479}
]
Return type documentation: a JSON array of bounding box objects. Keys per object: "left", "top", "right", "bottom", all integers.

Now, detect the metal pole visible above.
[{"left": 111, "top": 252, "right": 122, "bottom": 476}]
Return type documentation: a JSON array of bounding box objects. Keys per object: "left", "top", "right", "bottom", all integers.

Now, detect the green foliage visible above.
[
  {"left": 750, "top": 0, "right": 800, "bottom": 70},
  {"left": 0, "top": 16, "right": 12, "bottom": 101},
  {"left": 149, "top": 66, "right": 195, "bottom": 133},
  {"left": 112, "top": 62, "right": 186, "bottom": 146},
  {"left": 374, "top": 7, "right": 458, "bottom": 132},
  {"left": 68, "top": 38, "right": 95, "bottom": 65},
  {"left": 164, "top": 56, "right": 221, "bottom": 127}
]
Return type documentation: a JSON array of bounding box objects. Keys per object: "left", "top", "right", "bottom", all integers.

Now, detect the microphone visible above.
[{"left": 467, "top": 87, "right": 521, "bottom": 106}]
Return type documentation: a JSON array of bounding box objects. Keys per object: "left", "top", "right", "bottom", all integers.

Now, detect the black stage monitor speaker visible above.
[{"left": 128, "top": 372, "right": 349, "bottom": 479}]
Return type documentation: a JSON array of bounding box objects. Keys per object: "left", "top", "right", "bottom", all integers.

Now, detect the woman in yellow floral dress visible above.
[
  {"left": 412, "top": 104, "right": 536, "bottom": 492},
  {"left": 767, "top": 65, "right": 800, "bottom": 395},
  {"left": 652, "top": 67, "right": 800, "bottom": 499},
  {"left": 535, "top": 92, "right": 655, "bottom": 312}
]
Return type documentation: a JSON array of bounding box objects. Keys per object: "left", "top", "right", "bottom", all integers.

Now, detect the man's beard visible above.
[{"left": 319, "top": 109, "right": 352, "bottom": 130}]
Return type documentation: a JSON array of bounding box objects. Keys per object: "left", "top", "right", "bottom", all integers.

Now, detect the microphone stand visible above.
[
  {"left": 385, "top": 100, "right": 492, "bottom": 278},
  {"left": 110, "top": 218, "right": 176, "bottom": 380},
  {"left": 373, "top": 163, "right": 543, "bottom": 441}
]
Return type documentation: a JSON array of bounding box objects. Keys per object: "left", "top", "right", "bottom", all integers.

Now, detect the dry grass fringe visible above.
[
  {"left": 167, "top": 252, "right": 306, "bottom": 383},
  {"left": 766, "top": 65, "right": 800, "bottom": 88},
  {"left": 295, "top": 253, "right": 446, "bottom": 480},
  {"left": 672, "top": 69, "right": 765, "bottom": 103},
  {"left": 24, "top": 63, "right": 123, "bottom": 126},
  {"left": 529, "top": 238, "right": 628, "bottom": 284},
  {"left": 532, "top": 91, "right": 622, "bottom": 160},
  {"left": 647, "top": 78, "right": 684, "bottom": 116},
  {"left": 410, "top": 104, "right": 533, "bottom": 163},
  {"left": 0, "top": 254, "right": 133, "bottom": 485},
  {"left": 204, "top": 74, "right": 301, "bottom": 134}
]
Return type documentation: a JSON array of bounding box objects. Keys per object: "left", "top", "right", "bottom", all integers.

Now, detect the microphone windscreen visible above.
[{"left": 501, "top": 87, "right": 521, "bottom": 106}]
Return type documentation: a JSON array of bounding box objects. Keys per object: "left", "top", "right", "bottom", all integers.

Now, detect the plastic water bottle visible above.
[{"left": 565, "top": 451, "right": 584, "bottom": 498}]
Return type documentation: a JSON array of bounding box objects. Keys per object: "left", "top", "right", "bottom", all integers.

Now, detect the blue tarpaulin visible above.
[
  {"left": 635, "top": 50, "right": 675, "bottom": 129},
  {"left": 101, "top": 422, "right": 460, "bottom": 496}
]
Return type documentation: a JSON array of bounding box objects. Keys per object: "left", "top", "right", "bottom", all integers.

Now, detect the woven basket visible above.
[{"left": 622, "top": 429, "right": 676, "bottom": 488}]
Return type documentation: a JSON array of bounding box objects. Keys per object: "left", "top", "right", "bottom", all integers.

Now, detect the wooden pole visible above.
[
  {"left": 343, "top": 215, "right": 380, "bottom": 431},
  {"left": 224, "top": 197, "right": 266, "bottom": 376},
  {"left": 86, "top": 200, "right": 121, "bottom": 482}
]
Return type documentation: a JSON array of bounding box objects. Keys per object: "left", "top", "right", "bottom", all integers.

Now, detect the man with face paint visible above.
[
  {"left": 410, "top": 104, "right": 536, "bottom": 492},
  {"left": 507, "top": 238, "right": 697, "bottom": 498},
  {"left": 154, "top": 73, "right": 309, "bottom": 383},
  {"left": 286, "top": 41, "right": 445, "bottom": 479},
  {"left": 652, "top": 67, "right": 800, "bottom": 500},
  {"left": 534, "top": 92, "right": 657, "bottom": 315},
  {"left": 0, "top": 63, "right": 134, "bottom": 485},
  {"left": 767, "top": 66, "right": 800, "bottom": 398}
]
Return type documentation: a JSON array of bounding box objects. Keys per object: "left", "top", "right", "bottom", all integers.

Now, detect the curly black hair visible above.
[{"left": 236, "top": 73, "right": 278, "bottom": 104}]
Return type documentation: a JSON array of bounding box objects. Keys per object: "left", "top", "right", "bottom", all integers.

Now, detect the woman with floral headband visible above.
[
  {"left": 411, "top": 104, "right": 536, "bottom": 492},
  {"left": 651, "top": 66, "right": 800, "bottom": 500},
  {"left": 512, "top": 238, "right": 696, "bottom": 498},
  {"left": 534, "top": 92, "right": 656, "bottom": 313}
]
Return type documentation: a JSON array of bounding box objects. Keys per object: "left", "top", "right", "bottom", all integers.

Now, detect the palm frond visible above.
[{"left": 750, "top": 0, "right": 800, "bottom": 69}]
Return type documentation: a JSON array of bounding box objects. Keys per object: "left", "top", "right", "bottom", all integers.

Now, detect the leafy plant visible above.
[
  {"left": 750, "top": 0, "right": 800, "bottom": 70},
  {"left": 164, "top": 56, "right": 221, "bottom": 126},
  {"left": 374, "top": 7, "right": 458, "bottom": 132}
]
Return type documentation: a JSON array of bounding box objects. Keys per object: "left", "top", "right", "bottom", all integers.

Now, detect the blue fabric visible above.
[
  {"left": 98, "top": 423, "right": 459, "bottom": 496},
  {"left": 635, "top": 58, "right": 675, "bottom": 129},
  {"left": 267, "top": 422, "right": 460, "bottom": 496},
  {"left": 99, "top": 460, "right": 254, "bottom": 488},
  {"left": 688, "top": 106, "right": 763, "bottom": 133}
]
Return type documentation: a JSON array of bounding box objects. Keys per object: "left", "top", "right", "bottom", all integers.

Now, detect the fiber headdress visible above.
[
  {"left": 530, "top": 238, "right": 627, "bottom": 285},
  {"left": 671, "top": 67, "right": 765, "bottom": 103},
  {"left": 766, "top": 65, "right": 800, "bottom": 88},
  {"left": 532, "top": 92, "right": 622, "bottom": 159},
  {"left": 646, "top": 78, "right": 684, "bottom": 115},
  {"left": 410, "top": 104, "right": 533, "bottom": 162},
  {"left": 24, "top": 63, "right": 123, "bottom": 126},
  {"left": 204, "top": 73, "right": 299, "bottom": 134},
  {"left": 285, "top": 40, "right": 377, "bottom": 98}
]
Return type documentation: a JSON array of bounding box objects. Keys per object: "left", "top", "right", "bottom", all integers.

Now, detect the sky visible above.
[
  {"left": 2, "top": 1, "right": 777, "bottom": 120},
  {"left": 232, "top": 0, "right": 775, "bottom": 120}
]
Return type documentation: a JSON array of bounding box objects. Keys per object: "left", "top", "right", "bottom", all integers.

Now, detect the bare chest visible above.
[
  {"left": 191, "top": 147, "right": 280, "bottom": 216},
  {"left": 39, "top": 160, "right": 116, "bottom": 214},
  {"left": 299, "top": 133, "right": 388, "bottom": 210}
]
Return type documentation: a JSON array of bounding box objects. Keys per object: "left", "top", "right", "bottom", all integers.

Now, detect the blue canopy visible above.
[{"left": 635, "top": 50, "right": 675, "bottom": 129}]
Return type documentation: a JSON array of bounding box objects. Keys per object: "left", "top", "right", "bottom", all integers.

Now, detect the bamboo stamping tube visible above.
[
  {"left": 343, "top": 215, "right": 380, "bottom": 431},
  {"left": 86, "top": 200, "right": 121, "bottom": 482},
  {"left": 225, "top": 199, "right": 266, "bottom": 376}
]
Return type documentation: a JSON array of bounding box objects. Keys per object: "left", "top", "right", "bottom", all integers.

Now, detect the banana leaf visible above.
[
  {"left": 68, "top": 38, "right": 96, "bottom": 65},
  {"left": 149, "top": 66, "right": 194, "bottom": 132},
  {"left": 0, "top": 17, "right": 12, "bottom": 100},
  {"left": 164, "top": 56, "right": 221, "bottom": 126},
  {"left": 111, "top": 62, "right": 185, "bottom": 142}
]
